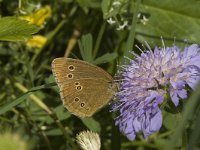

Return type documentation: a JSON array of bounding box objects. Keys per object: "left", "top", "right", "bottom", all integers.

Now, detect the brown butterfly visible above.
[{"left": 51, "top": 58, "right": 117, "bottom": 118}]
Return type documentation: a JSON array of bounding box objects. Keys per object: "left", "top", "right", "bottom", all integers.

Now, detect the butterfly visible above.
[{"left": 52, "top": 58, "right": 118, "bottom": 118}]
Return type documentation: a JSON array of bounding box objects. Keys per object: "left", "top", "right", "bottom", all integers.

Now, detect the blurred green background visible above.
[{"left": 0, "top": 0, "right": 200, "bottom": 149}]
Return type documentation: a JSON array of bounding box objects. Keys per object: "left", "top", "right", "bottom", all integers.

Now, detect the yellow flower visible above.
[
  {"left": 26, "top": 35, "right": 47, "bottom": 48},
  {"left": 21, "top": 6, "right": 51, "bottom": 26}
]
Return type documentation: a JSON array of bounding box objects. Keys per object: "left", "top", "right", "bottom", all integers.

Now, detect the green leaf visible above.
[
  {"left": 163, "top": 111, "right": 180, "bottom": 130},
  {"left": 46, "top": 105, "right": 71, "bottom": 124},
  {"left": 167, "top": 83, "right": 200, "bottom": 149},
  {"left": 81, "top": 117, "right": 101, "bottom": 132},
  {"left": 135, "top": 0, "right": 200, "bottom": 46},
  {"left": 0, "top": 16, "right": 39, "bottom": 41},
  {"left": 93, "top": 52, "right": 118, "bottom": 65},
  {"left": 78, "top": 34, "right": 93, "bottom": 62},
  {"left": 188, "top": 108, "right": 200, "bottom": 149},
  {"left": 78, "top": 40, "right": 86, "bottom": 60},
  {"left": 45, "top": 129, "right": 63, "bottom": 136}
]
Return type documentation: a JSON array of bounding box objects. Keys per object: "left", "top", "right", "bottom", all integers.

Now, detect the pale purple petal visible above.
[
  {"left": 187, "top": 77, "right": 199, "bottom": 89},
  {"left": 133, "top": 117, "right": 142, "bottom": 132},
  {"left": 177, "top": 89, "right": 187, "bottom": 99},
  {"left": 143, "top": 109, "right": 162, "bottom": 138},
  {"left": 126, "top": 132, "right": 136, "bottom": 141},
  {"left": 170, "top": 89, "right": 179, "bottom": 106}
]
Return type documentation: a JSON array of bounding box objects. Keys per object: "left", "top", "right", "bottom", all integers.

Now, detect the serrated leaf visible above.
[{"left": 0, "top": 16, "right": 40, "bottom": 41}]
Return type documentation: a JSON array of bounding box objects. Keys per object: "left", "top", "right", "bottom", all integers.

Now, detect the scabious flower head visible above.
[{"left": 112, "top": 43, "right": 200, "bottom": 140}]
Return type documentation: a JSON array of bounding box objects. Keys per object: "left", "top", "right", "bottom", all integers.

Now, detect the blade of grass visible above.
[
  {"left": 0, "top": 82, "right": 56, "bottom": 115},
  {"left": 121, "top": 0, "right": 141, "bottom": 63},
  {"left": 93, "top": 22, "right": 106, "bottom": 58}
]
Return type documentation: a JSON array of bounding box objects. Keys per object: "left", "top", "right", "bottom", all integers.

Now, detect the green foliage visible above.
[
  {"left": 0, "top": 16, "right": 39, "bottom": 41},
  {"left": 0, "top": 0, "right": 200, "bottom": 150},
  {"left": 78, "top": 33, "right": 117, "bottom": 64},
  {"left": 81, "top": 117, "right": 101, "bottom": 132},
  {"left": 134, "top": 0, "right": 200, "bottom": 46}
]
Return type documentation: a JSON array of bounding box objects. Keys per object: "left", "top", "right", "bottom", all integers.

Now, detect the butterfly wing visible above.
[
  {"left": 52, "top": 58, "right": 113, "bottom": 85},
  {"left": 59, "top": 78, "right": 115, "bottom": 117},
  {"left": 51, "top": 58, "right": 116, "bottom": 117}
]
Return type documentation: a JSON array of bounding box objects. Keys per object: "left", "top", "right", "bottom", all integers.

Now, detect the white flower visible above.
[
  {"left": 76, "top": 131, "right": 101, "bottom": 150},
  {"left": 107, "top": 17, "right": 116, "bottom": 25},
  {"left": 116, "top": 20, "right": 128, "bottom": 30}
]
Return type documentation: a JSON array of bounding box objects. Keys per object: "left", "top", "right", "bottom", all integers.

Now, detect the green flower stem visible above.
[
  {"left": 122, "top": 141, "right": 160, "bottom": 149},
  {"left": 181, "top": 129, "right": 187, "bottom": 150},
  {"left": 159, "top": 130, "right": 174, "bottom": 138}
]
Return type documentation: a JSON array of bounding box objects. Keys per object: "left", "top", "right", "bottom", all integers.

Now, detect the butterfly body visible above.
[{"left": 52, "top": 58, "right": 117, "bottom": 117}]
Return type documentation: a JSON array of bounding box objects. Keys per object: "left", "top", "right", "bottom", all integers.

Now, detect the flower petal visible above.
[
  {"left": 143, "top": 109, "right": 162, "bottom": 138},
  {"left": 170, "top": 89, "right": 179, "bottom": 106}
]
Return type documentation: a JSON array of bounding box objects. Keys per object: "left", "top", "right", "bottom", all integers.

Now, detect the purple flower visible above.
[{"left": 112, "top": 44, "right": 200, "bottom": 140}]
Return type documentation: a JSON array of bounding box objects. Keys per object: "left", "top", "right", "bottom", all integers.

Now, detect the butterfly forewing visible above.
[{"left": 52, "top": 58, "right": 113, "bottom": 84}]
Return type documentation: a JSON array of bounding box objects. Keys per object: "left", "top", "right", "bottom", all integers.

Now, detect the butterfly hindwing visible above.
[{"left": 59, "top": 78, "right": 114, "bottom": 117}]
